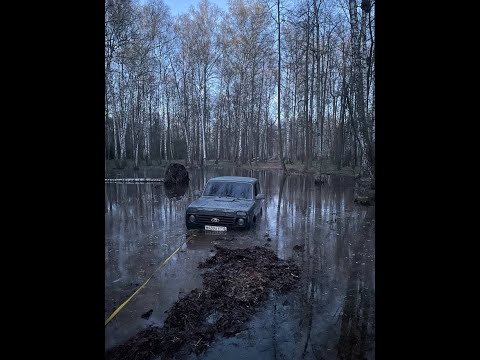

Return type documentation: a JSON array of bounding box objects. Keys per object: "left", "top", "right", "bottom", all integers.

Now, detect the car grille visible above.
[{"left": 196, "top": 214, "right": 235, "bottom": 226}]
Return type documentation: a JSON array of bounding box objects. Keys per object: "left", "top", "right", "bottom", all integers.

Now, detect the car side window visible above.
[{"left": 254, "top": 183, "right": 258, "bottom": 197}]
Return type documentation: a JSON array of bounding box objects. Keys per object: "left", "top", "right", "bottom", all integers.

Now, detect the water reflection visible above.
[
  {"left": 164, "top": 183, "right": 189, "bottom": 200},
  {"left": 105, "top": 167, "right": 374, "bottom": 359}
]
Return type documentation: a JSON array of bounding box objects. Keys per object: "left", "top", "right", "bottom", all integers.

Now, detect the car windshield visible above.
[{"left": 203, "top": 181, "right": 253, "bottom": 200}]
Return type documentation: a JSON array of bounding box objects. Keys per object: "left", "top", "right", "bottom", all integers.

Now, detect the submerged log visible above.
[{"left": 105, "top": 178, "right": 164, "bottom": 183}]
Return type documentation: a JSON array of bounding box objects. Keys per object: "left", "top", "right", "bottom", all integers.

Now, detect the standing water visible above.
[{"left": 105, "top": 167, "right": 375, "bottom": 359}]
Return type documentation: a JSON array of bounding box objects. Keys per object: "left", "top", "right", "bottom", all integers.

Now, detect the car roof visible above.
[{"left": 208, "top": 176, "right": 257, "bottom": 184}]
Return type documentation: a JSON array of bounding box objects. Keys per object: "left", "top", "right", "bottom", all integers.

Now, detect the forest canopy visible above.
[{"left": 105, "top": 0, "right": 375, "bottom": 176}]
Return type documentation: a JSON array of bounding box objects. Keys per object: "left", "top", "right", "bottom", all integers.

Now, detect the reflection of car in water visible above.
[{"left": 185, "top": 176, "right": 264, "bottom": 231}]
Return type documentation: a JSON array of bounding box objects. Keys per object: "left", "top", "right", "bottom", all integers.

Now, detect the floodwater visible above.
[{"left": 105, "top": 167, "right": 375, "bottom": 359}]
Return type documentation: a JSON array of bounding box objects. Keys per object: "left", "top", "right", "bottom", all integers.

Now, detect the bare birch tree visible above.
[{"left": 104, "top": 0, "right": 375, "bottom": 177}]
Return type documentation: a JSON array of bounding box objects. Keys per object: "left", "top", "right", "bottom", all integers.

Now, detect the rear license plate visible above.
[{"left": 205, "top": 225, "right": 227, "bottom": 231}]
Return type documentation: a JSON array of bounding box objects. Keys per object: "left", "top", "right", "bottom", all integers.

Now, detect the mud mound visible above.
[{"left": 105, "top": 246, "right": 300, "bottom": 360}]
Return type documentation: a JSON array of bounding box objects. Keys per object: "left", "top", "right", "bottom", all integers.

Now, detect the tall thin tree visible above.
[{"left": 278, "top": 0, "right": 288, "bottom": 173}]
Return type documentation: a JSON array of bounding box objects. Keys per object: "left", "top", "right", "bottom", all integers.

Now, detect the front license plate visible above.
[{"left": 205, "top": 225, "right": 227, "bottom": 231}]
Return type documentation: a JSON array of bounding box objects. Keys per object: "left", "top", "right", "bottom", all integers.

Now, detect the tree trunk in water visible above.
[
  {"left": 183, "top": 71, "right": 191, "bottom": 166},
  {"left": 349, "top": 0, "right": 374, "bottom": 177},
  {"left": 292, "top": 48, "right": 298, "bottom": 163},
  {"left": 256, "top": 62, "right": 264, "bottom": 164},
  {"left": 338, "top": 44, "right": 348, "bottom": 170},
  {"left": 308, "top": 31, "right": 315, "bottom": 168},
  {"left": 249, "top": 62, "right": 256, "bottom": 164},
  {"left": 264, "top": 86, "right": 271, "bottom": 160},
  {"left": 361, "top": 1, "right": 369, "bottom": 110},
  {"left": 226, "top": 83, "right": 231, "bottom": 160},
  {"left": 134, "top": 141, "right": 139, "bottom": 169},
  {"left": 201, "top": 65, "right": 208, "bottom": 167},
  {"left": 314, "top": 0, "right": 321, "bottom": 175},
  {"left": 118, "top": 63, "right": 126, "bottom": 162},
  {"left": 132, "top": 88, "right": 138, "bottom": 167},
  {"left": 304, "top": 2, "right": 310, "bottom": 171},
  {"left": 347, "top": 92, "right": 361, "bottom": 171},
  {"left": 147, "top": 94, "right": 152, "bottom": 164},
  {"left": 166, "top": 85, "right": 172, "bottom": 161},
  {"left": 278, "top": 0, "right": 287, "bottom": 173}
]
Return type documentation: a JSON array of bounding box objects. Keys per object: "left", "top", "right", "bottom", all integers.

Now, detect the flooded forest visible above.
[{"left": 105, "top": 0, "right": 375, "bottom": 359}]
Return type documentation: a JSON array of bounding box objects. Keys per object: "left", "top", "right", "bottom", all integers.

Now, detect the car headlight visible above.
[
  {"left": 236, "top": 211, "right": 247, "bottom": 216},
  {"left": 189, "top": 215, "right": 196, "bottom": 223},
  {"left": 237, "top": 218, "right": 245, "bottom": 226}
]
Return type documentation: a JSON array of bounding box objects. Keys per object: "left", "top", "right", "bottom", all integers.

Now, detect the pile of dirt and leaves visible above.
[{"left": 105, "top": 246, "right": 300, "bottom": 360}]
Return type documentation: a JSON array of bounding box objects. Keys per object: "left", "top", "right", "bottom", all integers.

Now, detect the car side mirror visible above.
[
  {"left": 256, "top": 194, "right": 265, "bottom": 200},
  {"left": 194, "top": 190, "right": 201, "bottom": 197}
]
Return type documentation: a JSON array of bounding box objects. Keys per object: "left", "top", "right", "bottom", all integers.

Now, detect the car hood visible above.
[{"left": 187, "top": 197, "right": 254, "bottom": 213}]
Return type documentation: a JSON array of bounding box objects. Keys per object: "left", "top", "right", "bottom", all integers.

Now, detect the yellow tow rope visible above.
[{"left": 105, "top": 236, "right": 190, "bottom": 326}]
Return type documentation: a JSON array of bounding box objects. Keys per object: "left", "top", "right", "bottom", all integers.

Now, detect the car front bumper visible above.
[{"left": 186, "top": 212, "right": 249, "bottom": 230}]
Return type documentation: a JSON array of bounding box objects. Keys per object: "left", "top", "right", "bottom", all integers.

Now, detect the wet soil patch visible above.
[{"left": 105, "top": 246, "right": 300, "bottom": 360}]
